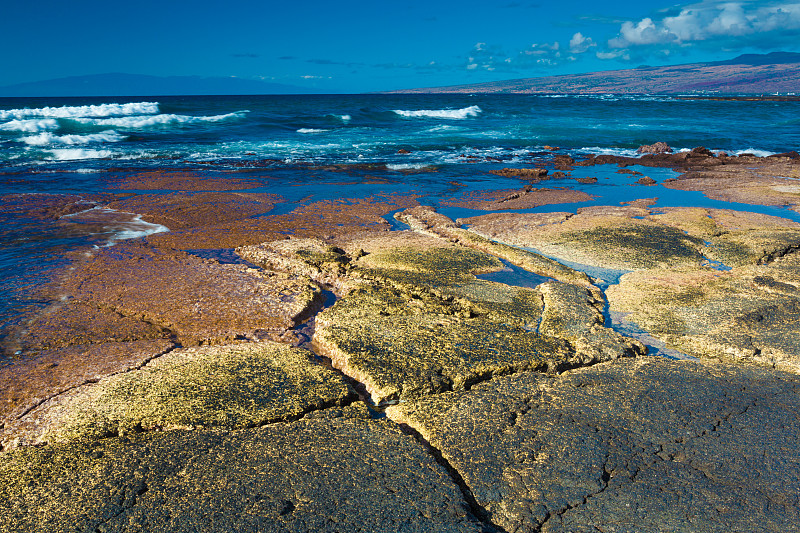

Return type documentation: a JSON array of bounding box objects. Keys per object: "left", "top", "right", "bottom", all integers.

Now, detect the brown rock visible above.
[
  {"left": 636, "top": 176, "right": 657, "bottom": 185},
  {"left": 489, "top": 168, "right": 548, "bottom": 179},
  {"left": 58, "top": 243, "right": 324, "bottom": 346},
  {"left": 576, "top": 177, "right": 598, "bottom": 184},
  {"left": 637, "top": 142, "right": 673, "bottom": 154}
]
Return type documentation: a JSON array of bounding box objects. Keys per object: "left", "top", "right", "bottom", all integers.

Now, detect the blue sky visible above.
[{"left": 3, "top": 0, "right": 800, "bottom": 92}]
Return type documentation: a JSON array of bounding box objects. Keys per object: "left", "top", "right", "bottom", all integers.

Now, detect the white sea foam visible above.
[
  {"left": 386, "top": 163, "right": 432, "bottom": 170},
  {"left": 21, "top": 130, "right": 126, "bottom": 146},
  {"left": 340, "top": 114, "right": 352, "bottom": 122},
  {"left": 393, "top": 105, "right": 482, "bottom": 119},
  {"left": 60, "top": 206, "right": 169, "bottom": 245},
  {"left": 0, "top": 118, "right": 60, "bottom": 132},
  {"left": 733, "top": 148, "right": 776, "bottom": 157},
  {"left": 45, "top": 148, "right": 115, "bottom": 160},
  {"left": 578, "top": 146, "right": 641, "bottom": 158},
  {"left": 73, "top": 111, "right": 247, "bottom": 128},
  {"left": 297, "top": 128, "right": 328, "bottom": 133},
  {"left": 0, "top": 102, "right": 159, "bottom": 120}
]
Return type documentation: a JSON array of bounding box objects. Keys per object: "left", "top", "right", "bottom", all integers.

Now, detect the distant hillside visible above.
[
  {"left": 387, "top": 52, "right": 800, "bottom": 95},
  {"left": 0, "top": 73, "right": 317, "bottom": 97}
]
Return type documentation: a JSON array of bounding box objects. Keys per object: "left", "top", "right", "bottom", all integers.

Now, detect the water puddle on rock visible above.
[{"left": 476, "top": 258, "right": 554, "bottom": 288}]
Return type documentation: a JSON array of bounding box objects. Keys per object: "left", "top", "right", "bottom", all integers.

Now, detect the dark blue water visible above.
[{"left": 2, "top": 94, "right": 799, "bottom": 340}]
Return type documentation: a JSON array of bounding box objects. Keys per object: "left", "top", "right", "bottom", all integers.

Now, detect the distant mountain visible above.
[
  {"left": 386, "top": 52, "right": 800, "bottom": 95},
  {"left": 0, "top": 73, "right": 318, "bottom": 97}
]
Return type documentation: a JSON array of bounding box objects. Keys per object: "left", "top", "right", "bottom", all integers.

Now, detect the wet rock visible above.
[
  {"left": 398, "top": 207, "right": 592, "bottom": 287},
  {"left": 4, "top": 301, "right": 168, "bottom": 356},
  {"left": 2, "top": 342, "right": 355, "bottom": 448},
  {"left": 387, "top": 357, "right": 800, "bottom": 533},
  {"left": 489, "top": 168, "right": 548, "bottom": 179},
  {"left": 635, "top": 176, "right": 657, "bottom": 185},
  {"left": 397, "top": 148, "right": 412, "bottom": 154},
  {"left": 575, "top": 177, "right": 597, "bottom": 184},
  {"left": 143, "top": 194, "right": 420, "bottom": 249},
  {"left": 663, "top": 158, "right": 800, "bottom": 213},
  {"left": 0, "top": 418, "right": 489, "bottom": 532},
  {"left": 105, "top": 171, "right": 269, "bottom": 191},
  {"left": 107, "top": 192, "right": 282, "bottom": 231},
  {"left": 637, "top": 142, "right": 672, "bottom": 154},
  {"left": 442, "top": 187, "right": 595, "bottom": 211},
  {"left": 59, "top": 244, "right": 323, "bottom": 346}
]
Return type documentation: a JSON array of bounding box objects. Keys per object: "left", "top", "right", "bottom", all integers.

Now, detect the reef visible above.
[{"left": 3, "top": 155, "right": 800, "bottom": 531}]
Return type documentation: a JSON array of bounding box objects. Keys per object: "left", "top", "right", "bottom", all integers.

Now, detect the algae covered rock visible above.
[
  {"left": 387, "top": 358, "right": 800, "bottom": 533},
  {"left": 314, "top": 240, "right": 642, "bottom": 404},
  {"left": 0, "top": 418, "right": 490, "bottom": 533},
  {"left": 2, "top": 341, "right": 355, "bottom": 448},
  {"left": 608, "top": 255, "right": 800, "bottom": 372}
]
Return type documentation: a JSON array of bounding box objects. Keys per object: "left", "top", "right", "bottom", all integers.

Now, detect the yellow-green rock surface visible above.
[{"left": 2, "top": 342, "right": 355, "bottom": 448}]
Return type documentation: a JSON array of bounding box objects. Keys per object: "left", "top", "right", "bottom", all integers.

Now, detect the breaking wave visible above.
[
  {"left": 72, "top": 111, "right": 247, "bottom": 128},
  {"left": 297, "top": 128, "right": 328, "bottom": 133},
  {"left": 393, "top": 105, "right": 482, "bottom": 119},
  {"left": 21, "top": 131, "right": 126, "bottom": 146},
  {"left": 0, "top": 118, "right": 60, "bottom": 132},
  {"left": 45, "top": 148, "right": 116, "bottom": 161},
  {"left": 0, "top": 102, "right": 159, "bottom": 121}
]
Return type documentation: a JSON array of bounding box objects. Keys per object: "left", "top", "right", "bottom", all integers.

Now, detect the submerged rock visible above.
[
  {"left": 388, "top": 357, "right": 800, "bottom": 533},
  {"left": 0, "top": 418, "right": 490, "bottom": 533}
]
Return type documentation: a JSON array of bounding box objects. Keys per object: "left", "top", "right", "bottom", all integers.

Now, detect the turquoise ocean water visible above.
[{"left": 1, "top": 94, "right": 799, "bottom": 340}]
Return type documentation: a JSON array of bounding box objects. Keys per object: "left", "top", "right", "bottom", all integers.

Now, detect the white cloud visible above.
[
  {"left": 609, "top": 1, "right": 800, "bottom": 49},
  {"left": 569, "top": 32, "right": 597, "bottom": 54}
]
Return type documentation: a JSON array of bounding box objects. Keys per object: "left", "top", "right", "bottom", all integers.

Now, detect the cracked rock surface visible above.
[
  {"left": 0, "top": 417, "right": 490, "bottom": 533},
  {"left": 387, "top": 357, "right": 800, "bottom": 533},
  {"left": 1, "top": 341, "right": 355, "bottom": 449},
  {"left": 312, "top": 235, "right": 642, "bottom": 404}
]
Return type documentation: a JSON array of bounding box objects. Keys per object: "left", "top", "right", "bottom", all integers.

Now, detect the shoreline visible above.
[{"left": 2, "top": 149, "right": 800, "bottom": 531}]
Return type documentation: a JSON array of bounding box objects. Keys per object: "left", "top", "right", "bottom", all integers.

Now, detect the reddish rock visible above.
[
  {"left": 636, "top": 176, "right": 657, "bottom": 186},
  {"left": 489, "top": 168, "right": 549, "bottom": 179},
  {"left": 636, "top": 142, "right": 673, "bottom": 154}
]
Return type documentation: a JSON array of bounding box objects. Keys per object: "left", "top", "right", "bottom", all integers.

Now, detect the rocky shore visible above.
[{"left": 2, "top": 150, "right": 800, "bottom": 532}]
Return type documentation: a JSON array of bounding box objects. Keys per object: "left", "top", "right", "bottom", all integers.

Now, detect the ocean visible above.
[{"left": 2, "top": 93, "right": 800, "bottom": 342}]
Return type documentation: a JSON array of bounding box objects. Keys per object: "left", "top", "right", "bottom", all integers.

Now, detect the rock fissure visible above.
[
  {"left": 13, "top": 343, "right": 180, "bottom": 422},
  {"left": 758, "top": 243, "right": 800, "bottom": 265},
  {"left": 396, "top": 421, "right": 509, "bottom": 533}
]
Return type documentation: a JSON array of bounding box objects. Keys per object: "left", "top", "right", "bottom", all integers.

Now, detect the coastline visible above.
[{"left": 2, "top": 146, "right": 800, "bottom": 531}]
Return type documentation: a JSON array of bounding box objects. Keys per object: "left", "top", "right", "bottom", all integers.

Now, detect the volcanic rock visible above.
[{"left": 387, "top": 357, "right": 800, "bottom": 533}]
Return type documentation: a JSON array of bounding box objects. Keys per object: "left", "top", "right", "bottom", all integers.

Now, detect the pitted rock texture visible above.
[
  {"left": 0, "top": 418, "right": 490, "bottom": 533},
  {"left": 0, "top": 339, "right": 175, "bottom": 433},
  {"left": 1, "top": 341, "right": 355, "bottom": 449},
  {"left": 388, "top": 357, "right": 800, "bottom": 533},
  {"left": 608, "top": 254, "right": 800, "bottom": 372}
]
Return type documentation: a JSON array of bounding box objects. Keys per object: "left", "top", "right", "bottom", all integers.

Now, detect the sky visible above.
[{"left": 2, "top": 0, "right": 800, "bottom": 93}]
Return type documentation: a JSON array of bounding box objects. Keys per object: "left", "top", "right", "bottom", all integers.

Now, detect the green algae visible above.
[
  {"left": 315, "top": 243, "right": 642, "bottom": 404},
  {"left": 40, "top": 342, "right": 355, "bottom": 444}
]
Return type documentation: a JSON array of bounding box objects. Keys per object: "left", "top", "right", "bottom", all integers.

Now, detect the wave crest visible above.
[
  {"left": 393, "top": 105, "right": 482, "bottom": 119},
  {"left": 0, "top": 118, "right": 60, "bottom": 132},
  {"left": 0, "top": 102, "right": 159, "bottom": 121},
  {"left": 73, "top": 111, "right": 247, "bottom": 128},
  {"left": 21, "top": 130, "right": 126, "bottom": 146}
]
